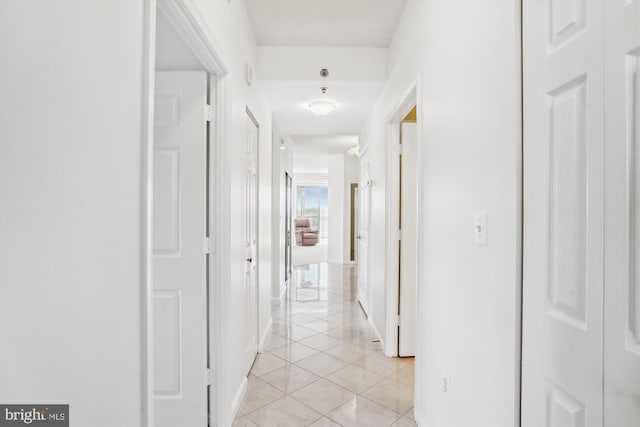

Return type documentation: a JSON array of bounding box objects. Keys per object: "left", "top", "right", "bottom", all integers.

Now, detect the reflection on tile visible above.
[
  {"left": 239, "top": 375, "right": 284, "bottom": 414},
  {"left": 391, "top": 416, "right": 418, "bottom": 427},
  {"left": 291, "top": 379, "right": 355, "bottom": 414},
  {"left": 328, "top": 396, "right": 401, "bottom": 427},
  {"left": 260, "top": 364, "right": 320, "bottom": 393},
  {"left": 261, "top": 333, "right": 290, "bottom": 351},
  {"left": 295, "top": 352, "right": 349, "bottom": 377},
  {"left": 356, "top": 352, "right": 408, "bottom": 376},
  {"left": 326, "top": 365, "right": 385, "bottom": 393},
  {"left": 309, "top": 416, "right": 342, "bottom": 427},
  {"left": 302, "top": 320, "right": 339, "bottom": 333},
  {"left": 246, "top": 396, "right": 322, "bottom": 427},
  {"left": 362, "top": 378, "right": 414, "bottom": 413},
  {"left": 325, "top": 342, "right": 372, "bottom": 363},
  {"left": 236, "top": 263, "right": 416, "bottom": 427},
  {"left": 297, "top": 333, "right": 343, "bottom": 351},
  {"left": 269, "top": 342, "right": 318, "bottom": 363},
  {"left": 273, "top": 324, "right": 319, "bottom": 341},
  {"left": 389, "top": 364, "right": 415, "bottom": 387},
  {"left": 231, "top": 415, "right": 259, "bottom": 427},
  {"left": 250, "top": 353, "right": 288, "bottom": 377}
]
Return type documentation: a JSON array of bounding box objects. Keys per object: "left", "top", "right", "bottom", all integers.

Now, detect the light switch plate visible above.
[{"left": 474, "top": 212, "right": 488, "bottom": 246}]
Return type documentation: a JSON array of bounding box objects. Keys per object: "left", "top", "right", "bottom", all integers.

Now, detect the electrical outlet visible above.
[{"left": 442, "top": 372, "right": 450, "bottom": 399}]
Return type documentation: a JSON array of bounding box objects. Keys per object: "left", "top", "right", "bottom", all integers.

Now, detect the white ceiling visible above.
[
  {"left": 262, "top": 80, "right": 386, "bottom": 135},
  {"left": 245, "top": 0, "right": 408, "bottom": 47}
]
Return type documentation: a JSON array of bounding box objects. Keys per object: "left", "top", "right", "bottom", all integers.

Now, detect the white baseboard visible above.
[
  {"left": 271, "top": 280, "right": 288, "bottom": 303},
  {"left": 230, "top": 375, "right": 248, "bottom": 422},
  {"left": 257, "top": 317, "right": 273, "bottom": 353},
  {"left": 414, "top": 409, "right": 428, "bottom": 427},
  {"left": 367, "top": 314, "right": 384, "bottom": 351}
]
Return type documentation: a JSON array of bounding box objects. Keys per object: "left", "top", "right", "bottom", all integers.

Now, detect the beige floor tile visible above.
[
  {"left": 260, "top": 364, "right": 320, "bottom": 393},
  {"left": 269, "top": 342, "right": 318, "bottom": 363},
  {"left": 328, "top": 396, "right": 401, "bottom": 427},
  {"left": 288, "top": 313, "right": 319, "bottom": 325},
  {"left": 297, "top": 334, "right": 343, "bottom": 351},
  {"left": 301, "top": 319, "right": 339, "bottom": 333},
  {"left": 389, "top": 364, "right": 415, "bottom": 387},
  {"left": 308, "top": 416, "right": 342, "bottom": 427},
  {"left": 295, "top": 352, "right": 350, "bottom": 377},
  {"left": 250, "top": 352, "right": 288, "bottom": 377},
  {"left": 326, "top": 365, "right": 385, "bottom": 393},
  {"left": 391, "top": 416, "right": 418, "bottom": 427},
  {"left": 362, "top": 378, "right": 414, "bottom": 414},
  {"left": 239, "top": 375, "right": 284, "bottom": 414},
  {"left": 246, "top": 396, "right": 322, "bottom": 427},
  {"left": 290, "top": 379, "right": 355, "bottom": 415},
  {"left": 261, "top": 333, "right": 291, "bottom": 352},
  {"left": 231, "top": 415, "right": 259, "bottom": 427},
  {"left": 324, "top": 342, "right": 372, "bottom": 363},
  {"left": 355, "top": 352, "right": 409, "bottom": 376},
  {"left": 273, "top": 324, "right": 319, "bottom": 341}
]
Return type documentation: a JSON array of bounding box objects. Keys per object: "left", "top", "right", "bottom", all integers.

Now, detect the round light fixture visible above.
[{"left": 307, "top": 100, "right": 337, "bottom": 116}]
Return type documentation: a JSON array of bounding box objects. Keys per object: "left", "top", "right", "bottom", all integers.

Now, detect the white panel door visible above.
[
  {"left": 399, "top": 122, "right": 417, "bottom": 357},
  {"left": 357, "top": 155, "right": 371, "bottom": 314},
  {"left": 604, "top": 1, "right": 640, "bottom": 425},
  {"left": 245, "top": 111, "right": 259, "bottom": 373},
  {"left": 522, "top": 1, "right": 604, "bottom": 425},
  {"left": 153, "top": 71, "right": 208, "bottom": 427}
]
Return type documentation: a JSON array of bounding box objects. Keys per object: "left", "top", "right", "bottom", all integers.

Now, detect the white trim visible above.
[
  {"left": 272, "top": 279, "right": 288, "bottom": 302},
  {"left": 384, "top": 80, "right": 419, "bottom": 358},
  {"left": 257, "top": 317, "right": 273, "bottom": 353},
  {"left": 140, "top": 2, "right": 156, "bottom": 426},
  {"left": 367, "top": 314, "right": 384, "bottom": 352},
  {"left": 414, "top": 409, "right": 426, "bottom": 427},
  {"left": 230, "top": 375, "right": 248, "bottom": 422},
  {"left": 157, "top": 0, "right": 230, "bottom": 74}
]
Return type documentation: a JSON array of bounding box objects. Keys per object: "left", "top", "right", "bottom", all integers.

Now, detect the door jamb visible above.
[
  {"left": 384, "top": 80, "right": 420, "bottom": 358},
  {"left": 144, "top": 2, "right": 232, "bottom": 427}
]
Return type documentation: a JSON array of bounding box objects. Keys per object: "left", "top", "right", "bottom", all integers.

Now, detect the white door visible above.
[
  {"left": 522, "top": 1, "right": 604, "bottom": 426},
  {"left": 399, "top": 122, "right": 417, "bottom": 357},
  {"left": 153, "top": 71, "right": 208, "bottom": 427},
  {"left": 245, "top": 110, "right": 259, "bottom": 373},
  {"left": 604, "top": 0, "right": 640, "bottom": 424},
  {"left": 357, "top": 156, "right": 371, "bottom": 314}
]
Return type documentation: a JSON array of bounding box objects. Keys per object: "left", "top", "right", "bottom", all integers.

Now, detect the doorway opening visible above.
[
  {"left": 147, "top": 3, "right": 231, "bottom": 426},
  {"left": 384, "top": 84, "right": 419, "bottom": 359}
]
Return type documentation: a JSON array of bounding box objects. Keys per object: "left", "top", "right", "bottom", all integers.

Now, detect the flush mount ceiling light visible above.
[
  {"left": 307, "top": 86, "right": 337, "bottom": 116},
  {"left": 307, "top": 100, "right": 337, "bottom": 116}
]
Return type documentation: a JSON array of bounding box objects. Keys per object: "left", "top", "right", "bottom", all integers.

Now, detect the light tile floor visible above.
[{"left": 233, "top": 262, "right": 416, "bottom": 427}]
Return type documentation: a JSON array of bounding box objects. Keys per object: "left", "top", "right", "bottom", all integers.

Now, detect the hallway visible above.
[{"left": 233, "top": 263, "right": 416, "bottom": 427}]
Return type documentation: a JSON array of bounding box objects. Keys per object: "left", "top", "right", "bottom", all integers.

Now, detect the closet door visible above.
[
  {"left": 603, "top": 1, "right": 640, "bottom": 425},
  {"left": 521, "top": 0, "right": 605, "bottom": 425}
]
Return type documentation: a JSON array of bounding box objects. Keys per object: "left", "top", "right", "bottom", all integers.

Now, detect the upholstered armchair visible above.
[{"left": 294, "top": 218, "right": 319, "bottom": 246}]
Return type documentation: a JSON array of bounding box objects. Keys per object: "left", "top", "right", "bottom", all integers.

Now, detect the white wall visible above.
[
  {"left": 0, "top": 1, "right": 150, "bottom": 426},
  {"left": 361, "top": 1, "right": 521, "bottom": 426},
  {"left": 191, "top": 1, "right": 273, "bottom": 425}
]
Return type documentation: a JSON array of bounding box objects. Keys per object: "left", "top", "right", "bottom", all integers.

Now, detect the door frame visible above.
[
  {"left": 245, "top": 106, "right": 261, "bottom": 358},
  {"left": 141, "top": 1, "right": 232, "bottom": 426},
  {"left": 383, "top": 80, "right": 421, "bottom": 358}
]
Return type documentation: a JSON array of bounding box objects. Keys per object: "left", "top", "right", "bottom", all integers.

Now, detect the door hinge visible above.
[
  {"left": 205, "top": 104, "right": 214, "bottom": 122},
  {"left": 398, "top": 230, "right": 402, "bottom": 241},
  {"left": 393, "top": 314, "right": 401, "bottom": 327},
  {"left": 205, "top": 236, "right": 214, "bottom": 254},
  {"left": 398, "top": 144, "right": 403, "bottom": 155},
  {"left": 206, "top": 368, "right": 215, "bottom": 386}
]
